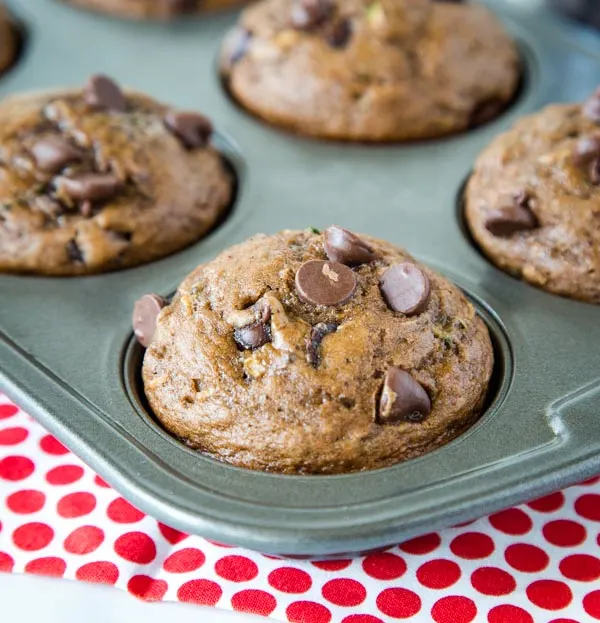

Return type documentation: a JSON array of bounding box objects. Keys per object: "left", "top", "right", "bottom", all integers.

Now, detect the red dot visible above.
[
  {"left": 6, "top": 490, "right": 45, "bottom": 514},
  {"left": 94, "top": 475, "right": 110, "bottom": 488},
  {"left": 377, "top": 588, "right": 421, "bottom": 618},
  {"left": 46, "top": 465, "right": 84, "bottom": 485},
  {"left": 311, "top": 559, "right": 352, "bottom": 571},
  {"left": 0, "top": 552, "right": 14, "bottom": 572},
  {"left": 362, "top": 553, "right": 406, "bottom": 580},
  {"left": 231, "top": 589, "right": 277, "bottom": 616},
  {"left": 450, "top": 532, "right": 494, "bottom": 559},
  {"left": 488, "top": 604, "right": 533, "bottom": 623},
  {"left": 322, "top": 578, "right": 366, "bottom": 607},
  {"left": 543, "top": 520, "right": 586, "bottom": 547},
  {"left": 431, "top": 596, "right": 477, "bottom": 623},
  {"left": 342, "top": 617, "right": 384, "bottom": 623},
  {"left": 0, "top": 455, "right": 34, "bottom": 481},
  {"left": 25, "top": 557, "right": 66, "bottom": 577},
  {"left": 127, "top": 575, "right": 168, "bottom": 602},
  {"left": 505, "top": 543, "right": 549, "bottom": 572},
  {"left": 527, "top": 580, "right": 572, "bottom": 610},
  {"left": 76, "top": 561, "right": 119, "bottom": 585},
  {"left": 268, "top": 567, "right": 312, "bottom": 593},
  {"left": 0, "top": 427, "right": 28, "bottom": 445},
  {"left": 107, "top": 497, "right": 145, "bottom": 523},
  {"left": 489, "top": 508, "right": 532, "bottom": 535},
  {"left": 286, "top": 601, "right": 332, "bottom": 623},
  {"left": 547, "top": 620, "right": 580, "bottom": 623},
  {"left": 471, "top": 567, "right": 516, "bottom": 596},
  {"left": 12, "top": 522, "right": 53, "bottom": 550},
  {"left": 583, "top": 590, "right": 600, "bottom": 619},
  {"left": 57, "top": 492, "right": 96, "bottom": 518},
  {"left": 39, "top": 434, "right": 68, "bottom": 455},
  {"left": 64, "top": 526, "right": 104, "bottom": 555},
  {"left": 215, "top": 555, "right": 258, "bottom": 582},
  {"left": 163, "top": 548, "right": 205, "bottom": 573},
  {"left": 527, "top": 491, "right": 565, "bottom": 513},
  {"left": 399, "top": 533, "right": 441, "bottom": 555},
  {"left": 559, "top": 554, "right": 600, "bottom": 582},
  {"left": 177, "top": 579, "right": 223, "bottom": 606},
  {"left": 417, "top": 559, "right": 461, "bottom": 589},
  {"left": 582, "top": 476, "right": 600, "bottom": 486},
  {"left": 114, "top": 532, "right": 157, "bottom": 564},
  {"left": 575, "top": 494, "right": 600, "bottom": 522},
  {"left": 158, "top": 522, "right": 188, "bottom": 545},
  {"left": 0, "top": 404, "right": 18, "bottom": 419}
]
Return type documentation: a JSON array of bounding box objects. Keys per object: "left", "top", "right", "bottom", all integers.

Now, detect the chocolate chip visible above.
[
  {"left": 484, "top": 198, "right": 538, "bottom": 237},
  {"left": 590, "top": 158, "right": 600, "bottom": 185},
  {"left": 380, "top": 263, "right": 431, "bottom": 315},
  {"left": 379, "top": 367, "right": 431, "bottom": 424},
  {"left": 66, "top": 239, "right": 84, "bottom": 263},
  {"left": 30, "top": 137, "right": 82, "bottom": 174},
  {"left": 84, "top": 75, "right": 126, "bottom": 112},
  {"left": 324, "top": 225, "right": 378, "bottom": 266},
  {"left": 306, "top": 322, "right": 337, "bottom": 367},
  {"left": 164, "top": 111, "right": 213, "bottom": 149},
  {"left": 295, "top": 260, "right": 357, "bottom": 306},
  {"left": 234, "top": 321, "right": 272, "bottom": 350},
  {"left": 133, "top": 294, "right": 168, "bottom": 348},
  {"left": 160, "top": 0, "right": 197, "bottom": 13},
  {"left": 573, "top": 135, "right": 600, "bottom": 166},
  {"left": 55, "top": 173, "right": 122, "bottom": 203},
  {"left": 324, "top": 18, "right": 352, "bottom": 48},
  {"left": 469, "top": 98, "right": 505, "bottom": 128},
  {"left": 583, "top": 88, "right": 600, "bottom": 123},
  {"left": 291, "top": 0, "right": 333, "bottom": 30},
  {"left": 221, "top": 28, "right": 252, "bottom": 75}
]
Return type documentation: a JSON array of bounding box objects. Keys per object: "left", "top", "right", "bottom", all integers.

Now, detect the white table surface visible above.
[{"left": 0, "top": 573, "right": 264, "bottom": 623}]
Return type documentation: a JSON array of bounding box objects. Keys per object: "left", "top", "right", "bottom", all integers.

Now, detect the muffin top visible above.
[
  {"left": 465, "top": 88, "right": 600, "bottom": 304},
  {"left": 221, "top": 0, "right": 520, "bottom": 141},
  {"left": 0, "top": 75, "right": 233, "bottom": 275},
  {"left": 141, "top": 227, "right": 493, "bottom": 474}
]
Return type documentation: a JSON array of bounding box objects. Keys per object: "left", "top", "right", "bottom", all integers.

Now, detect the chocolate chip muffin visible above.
[
  {"left": 139, "top": 226, "right": 494, "bottom": 474},
  {"left": 221, "top": 0, "right": 520, "bottom": 142},
  {"left": 0, "top": 3, "right": 17, "bottom": 75},
  {"left": 465, "top": 88, "right": 600, "bottom": 304},
  {"left": 0, "top": 75, "right": 233, "bottom": 276},
  {"left": 61, "top": 0, "right": 246, "bottom": 20}
]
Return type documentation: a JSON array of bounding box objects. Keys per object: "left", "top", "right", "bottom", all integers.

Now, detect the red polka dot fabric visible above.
[{"left": 1, "top": 393, "right": 599, "bottom": 622}]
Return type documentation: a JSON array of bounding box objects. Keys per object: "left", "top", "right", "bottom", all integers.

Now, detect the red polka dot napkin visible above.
[{"left": 1, "top": 392, "right": 599, "bottom": 623}]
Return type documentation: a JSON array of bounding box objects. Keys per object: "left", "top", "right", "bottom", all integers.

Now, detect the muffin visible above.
[
  {"left": 60, "top": 0, "right": 246, "bottom": 20},
  {"left": 0, "top": 74, "right": 233, "bottom": 276},
  {"left": 0, "top": 3, "right": 17, "bottom": 75},
  {"left": 220, "top": 0, "right": 520, "bottom": 142},
  {"left": 465, "top": 87, "right": 600, "bottom": 304},
  {"left": 137, "top": 226, "right": 494, "bottom": 474}
]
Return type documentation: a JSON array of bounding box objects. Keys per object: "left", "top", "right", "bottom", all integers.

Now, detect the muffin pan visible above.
[{"left": 1, "top": 0, "right": 599, "bottom": 557}]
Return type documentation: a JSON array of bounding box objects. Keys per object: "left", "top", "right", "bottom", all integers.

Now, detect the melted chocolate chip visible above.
[
  {"left": 583, "top": 88, "right": 600, "bottom": 123},
  {"left": 324, "top": 18, "right": 352, "bottom": 48},
  {"left": 30, "top": 137, "right": 82, "bottom": 174},
  {"left": 66, "top": 239, "right": 84, "bottom": 263},
  {"left": 590, "top": 158, "right": 600, "bottom": 185},
  {"left": 380, "top": 263, "right": 431, "bottom": 315},
  {"left": 164, "top": 111, "right": 213, "bottom": 149},
  {"left": 234, "top": 321, "right": 272, "bottom": 350},
  {"left": 295, "top": 260, "right": 357, "bottom": 306},
  {"left": 133, "top": 294, "right": 168, "bottom": 348},
  {"left": 306, "top": 322, "right": 337, "bottom": 367},
  {"left": 324, "top": 225, "right": 378, "bottom": 266},
  {"left": 161, "top": 0, "right": 196, "bottom": 13},
  {"left": 291, "top": 0, "right": 333, "bottom": 30},
  {"left": 573, "top": 135, "right": 600, "bottom": 166},
  {"left": 469, "top": 98, "right": 505, "bottom": 128},
  {"left": 55, "top": 173, "right": 122, "bottom": 203},
  {"left": 221, "top": 28, "right": 252, "bottom": 75},
  {"left": 378, "top": 367, "right": 431, "bottom": 424},
  {"left": 84, "top": 75, "right": 126, "bottom": 112},
  {"left": 484, "top": 202, "right": 538, "bottom": 237}
]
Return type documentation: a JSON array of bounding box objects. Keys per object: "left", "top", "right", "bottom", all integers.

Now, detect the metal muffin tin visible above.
[{"left": 1, "top": 0, "right": 599, "bottom": 558}]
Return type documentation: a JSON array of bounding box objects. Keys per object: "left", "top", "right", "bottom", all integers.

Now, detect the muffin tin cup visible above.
[{"left": 1, "top": 0, "right": 600, "bottom": 557}]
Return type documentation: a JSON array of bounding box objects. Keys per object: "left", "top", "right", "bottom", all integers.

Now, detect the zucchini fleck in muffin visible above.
[
  {"left": 220, "top": 0, "right": 520, "bottom": 141},
  {"left": 136, "top": 226, "right": 494, "bottom": 474}
]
